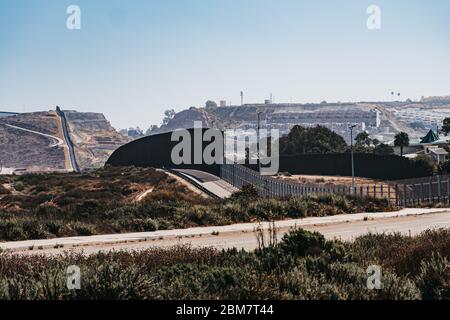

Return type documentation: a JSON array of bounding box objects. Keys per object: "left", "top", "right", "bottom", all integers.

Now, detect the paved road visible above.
[
  {"left": 2, "top": 208, "right": 449, "bottom": 256},
  {"left": 173, "top": 169, "right": 238, "bottom": 198},
  {"left": 174, "top": 169, "right": 220, "bottom": 183}
]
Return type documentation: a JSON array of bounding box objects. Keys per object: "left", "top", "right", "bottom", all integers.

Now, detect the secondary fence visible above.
[
  {"left": 394, "top": 174, "right": 450, "bottom": 206},
  {"left": 220, "top": 164, "right": 450, "bottom": 207}
]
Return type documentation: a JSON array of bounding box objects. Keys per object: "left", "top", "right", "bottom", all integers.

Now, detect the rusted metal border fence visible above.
[
  {"left": 394, "top": 174, "right": 450, "bottom": 206},
  {"left": 220, "top": 164, "right": 396, "bottom": 203},
  {"left": 220, "top": 164, "right": 450, "bottom": 207}
]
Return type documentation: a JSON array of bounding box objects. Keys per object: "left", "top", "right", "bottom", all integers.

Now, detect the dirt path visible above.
[
  {"left": 135, "top": 188, "right": 154, "bottom": 202},
  {"left": 3, "top": 208, "right": 448, "bottom": 256}
]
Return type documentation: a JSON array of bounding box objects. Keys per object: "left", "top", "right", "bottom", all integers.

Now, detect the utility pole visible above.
[{"left": 349, "top": 125, "right": 357, "bottom": 194}]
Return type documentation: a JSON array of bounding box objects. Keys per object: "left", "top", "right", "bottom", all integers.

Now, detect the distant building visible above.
[
  {"left": 267, "top": 109, "right": 380, "bottom": 128},
  {"left": 420, "top": 130, "right": 439, "bottom": 144},
  {"left": 119, "top": 127, "right": 144, "bottom": 138},
  {"left": 401, "top": 129, "right": 449, "bottom": 163},
  {"left": 425, "top": 146, "right": 448, "bottom": 164}
]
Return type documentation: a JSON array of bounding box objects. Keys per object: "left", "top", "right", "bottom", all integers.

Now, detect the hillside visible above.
[
  {"left": 156, "top": 97, "right": 450, "bottom": 143},
  {"left": 0, "top": 109, "right": 127, "bottom": 174},
  {"left": 63, "top": 110, "right": 128, "bottom": 170},
  {"left": 0, "top": 112, "right": 67, "bottom": 173}
]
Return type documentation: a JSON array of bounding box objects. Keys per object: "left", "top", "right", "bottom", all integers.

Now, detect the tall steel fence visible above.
[
  {"left": 394, "top": 174, "right": 450, "bottom": 206},
  {"left": 220, "top": 164, "right": 450, "bottom": 206}
]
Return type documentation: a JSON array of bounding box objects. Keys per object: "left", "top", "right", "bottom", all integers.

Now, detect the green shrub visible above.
[
  {"left": 415, "top": 253, "right": 450, "bottom": 300},
  {"left": 0, "top": 221, "right": 26, "bottom": 241},
  {"left": 143, "top": 219, "right": 158, "bottom": 232},
  {"left": 77, "top": 263, "right": 154, "bottom": 300},
  {"left": 13, "top": 182, "right": 24, "bottom": 192},
  {"left": 72, "top": 223, "right": 95, "bottom": 236},
  {"left": 45, "top": 221, "right": 63, "bottom": 236},
  {"left": 231, "top": 184, "right": 259, "bottom": 200},
  {"left": 280, "top": 229, "right": 327, "bottom": 257},
  {"left": 0, "top": 185, "right": 11, "bottom": 195}
]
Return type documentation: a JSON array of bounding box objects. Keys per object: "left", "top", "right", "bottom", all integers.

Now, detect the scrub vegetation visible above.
[
  {"left": 0, "top": 167, "right": 393, "bottom": 241},
  {"left": 0, "top": 228, "right": 448, "bottom": 300}
]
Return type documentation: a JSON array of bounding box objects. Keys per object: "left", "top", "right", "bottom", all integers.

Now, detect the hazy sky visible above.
[{"left": 1, "top": 0, "right": 450, "bottom": 130}]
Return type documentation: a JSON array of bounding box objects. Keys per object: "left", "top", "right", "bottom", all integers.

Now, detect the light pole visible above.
[
  {"left": 349, "top": 125, "right": 357, "bottom": 194},
  {"left": 257, "top": 111, "right": 263, "bottom": 174}
]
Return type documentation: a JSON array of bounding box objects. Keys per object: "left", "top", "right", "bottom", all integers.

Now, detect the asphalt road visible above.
[
  {"left": 173, "top": 169, "right": 238, "bottom": 198},
  {"left": 174, "top": 169, "right": 220, "bottom": 183},
  {"left": 4, "top": 208, "right": 449, "bottom": 256}
]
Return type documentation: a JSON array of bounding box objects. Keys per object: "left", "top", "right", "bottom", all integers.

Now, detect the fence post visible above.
[
  {"left": 403, "top": 184, "right": 407, "bottom": 207},
  {"left": 448, "top": 179, "right": 450, "bottom": 204},
  {"left": 395, "top": 184, "right": 399, "bottom": 207},
  {"left": 429, "top": 179, "right": 433, "bottom": 204},
  {"left": 387, "top": 184, "right": 391, "bottom": 206},
  {"left": 438, "top": 175, "right": 442, "bottom": 203},
  {"left": 421, "top": 183, "right": 425, "bottom": 204}
]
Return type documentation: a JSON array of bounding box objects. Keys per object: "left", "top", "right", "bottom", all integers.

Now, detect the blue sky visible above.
[{"left": 1, "top": 0, "right": 450, "bottom": 129}]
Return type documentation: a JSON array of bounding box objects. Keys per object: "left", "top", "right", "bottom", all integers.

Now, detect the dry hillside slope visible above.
[{"left": 0, "top": 110, "right": 127, "bottom": 173}]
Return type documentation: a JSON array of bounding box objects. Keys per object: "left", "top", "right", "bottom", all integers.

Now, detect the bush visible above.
[
  {"left": 77, "top": 263, "right": 154, "bottom": 300},
  {"left": 13, "top": 182, "right": 24, "bottom": 192},
  {"left": 72, "top": 223, "right": 96, "bottom": 236},
  {"left": 230, "top": 184, "right": 259, "bottom": 200},
  {"left": 415, "top": 253, "right": 450, "bottom": 300},
  {"left": 0, "top": 185, "right": 10, "bottom": 195},
  {"left": 143, "top": 219, "right": 158, "bottom": 232},
  {"left": 280, "top": 229, "right": 327, "bottom": 257},
  {"left": 0, "top": 221, "right": 26, "bottom": 241}
]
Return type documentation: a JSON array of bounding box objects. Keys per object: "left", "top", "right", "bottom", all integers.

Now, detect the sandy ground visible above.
[
  {"left": 276, "top": 174, "right": 395, "bottom": 199},
  {"left": 135, "top": 188, "right": 154, "bottom": 202},
  {"left": 276, "top": 174, "right": 384, "bottom": 186}
]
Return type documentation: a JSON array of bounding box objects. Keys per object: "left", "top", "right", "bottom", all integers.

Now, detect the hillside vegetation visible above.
[{"left": 0, "top": 167, "right": 393, "bottom": 241}]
